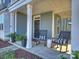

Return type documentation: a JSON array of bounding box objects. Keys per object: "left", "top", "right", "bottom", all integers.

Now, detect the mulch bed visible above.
[
  {"left": 0, "top": 39, "right": 11, "bottom": 48},
  {"left": 15, "top": 49, "right": 42, "bottom": 59}
]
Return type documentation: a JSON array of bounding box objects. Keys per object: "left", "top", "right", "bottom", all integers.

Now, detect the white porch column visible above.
[
  {"left": 72, "top": 0, "right": 79, "bottom": 51},
  {"left": 26, "top": 4, "right": 32, "bottom": 48},
  {"left": 10, "top": 12, "right": 15, "bottom": 42},
  {"left": 52, "top": 12, "right": 55, "bottom": 37}
]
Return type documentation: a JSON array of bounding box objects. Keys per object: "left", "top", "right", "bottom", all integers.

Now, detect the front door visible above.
[{"left": 34, "top": 20, "right": 40, "bottom": 38}]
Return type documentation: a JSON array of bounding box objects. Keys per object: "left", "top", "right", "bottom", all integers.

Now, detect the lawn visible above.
[
  {"left": 0, "top": 50, "right": 26, "bottom": 59},
  {"left": 0, "top": 49, "right": 42, "bottom": 59}
]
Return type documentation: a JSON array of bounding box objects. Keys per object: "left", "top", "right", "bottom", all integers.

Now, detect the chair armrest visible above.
[
  {"left": 52, "top": 37, "right": 57, "bottom": 39},
  {"left": 33, "top": 37, "right": 40, "bottom": 40},
  {"left": 52, "top": 37, "right": 58, "bottom": 42}
]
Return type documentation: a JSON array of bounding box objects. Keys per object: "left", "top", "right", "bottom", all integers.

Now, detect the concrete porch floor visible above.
[{"left": 26, "top": 45, "right": 70, "bottom": 59}]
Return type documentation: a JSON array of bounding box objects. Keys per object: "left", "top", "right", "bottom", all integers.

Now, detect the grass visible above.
[
  {"left": 0, "top": 50, "right": 26, "bottom": 59},
  {"left": 72, "top": 51, "right": 79, "bottom": 59}
]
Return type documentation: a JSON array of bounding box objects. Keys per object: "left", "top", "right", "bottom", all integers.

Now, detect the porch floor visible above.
[
  {"left": 10, "top": 41, "right": 70, "bottom": 59},
  {"left": 25, "top": 45, "right": 70, "bottom": 59}
]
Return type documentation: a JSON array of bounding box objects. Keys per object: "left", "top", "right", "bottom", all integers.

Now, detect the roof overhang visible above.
[{"left": 8, "top": 0, "right": 32, "bottom": 12}]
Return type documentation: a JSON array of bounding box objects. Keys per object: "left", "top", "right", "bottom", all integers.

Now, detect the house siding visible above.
[
  {"left": 0, "top": 13, "right": 4, "bottom": 39},
  {"left": 17, "top": 12, "right": 27, "bottom": 35},
  {"left": 4, "top": 12, "right": 10, "bottom": 40},
  {"left": 0, "top": 0, "right": 11, "bottom": 10},
  {"left": 40, "top": 12, "right": 52, "bottom": 39}
]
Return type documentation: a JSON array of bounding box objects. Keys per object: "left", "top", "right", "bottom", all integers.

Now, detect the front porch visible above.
[
  {"left": 1, "top": 0, "right": 71, "bottom": 58},
  {"left": 0, "top": 40, "right": 70, "bottom": 59},
  {"left": 9, "top": 0, "right": 71, "bottom": 51}
]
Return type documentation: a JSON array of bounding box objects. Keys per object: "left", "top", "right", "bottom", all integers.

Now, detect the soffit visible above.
[{"left": 32, "top": 0, "right": 71, "bottom": 18}]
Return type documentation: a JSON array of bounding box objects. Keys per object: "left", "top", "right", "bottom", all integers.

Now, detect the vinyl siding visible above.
[{"left": 40, "top": 12, "right": 52, "bottom": 39}]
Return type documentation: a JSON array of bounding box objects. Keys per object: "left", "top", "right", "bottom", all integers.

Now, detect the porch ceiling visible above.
[
  {"left": 32, "top": 0, "right": 71, "bottom": 18},
  {"left": 16, "top": 0, "right": 71, "bottom": 18},
  {"left": 17, "top": 5, "right": 27, "bottom": 14}
]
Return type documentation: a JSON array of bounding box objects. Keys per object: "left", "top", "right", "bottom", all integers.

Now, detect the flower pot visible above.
[
  {"left": 12, "top": 39, "right": 16, "bottom": 43},
  {"left": 11, "top": 37, "right": 16, "bottom": 43},
  {"left": 22, "top": 39, "right": 27, "bottom": 47}
]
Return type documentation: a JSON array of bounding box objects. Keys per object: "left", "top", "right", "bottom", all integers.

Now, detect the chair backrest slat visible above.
[
  {"left": 39, "top": 30, "right": 47, "bottom": 40},
  {"left": 58, "top": 31, "right": 71, "bottom": 44}
]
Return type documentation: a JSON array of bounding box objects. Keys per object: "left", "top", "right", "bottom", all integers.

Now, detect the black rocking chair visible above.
[
  {"left": 33, "top": 30, "right": 47, "bottom": 46},
  {"left": 52, "top": 31, "right": 71, "bottom": 52}
]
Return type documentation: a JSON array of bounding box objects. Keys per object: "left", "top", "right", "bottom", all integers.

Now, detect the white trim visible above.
[
  {"left": 52, "top": 12, "right": 55, "bottom": 37},
  {"left": 33, "top": 15, "right": 41, "bottom": 20},
  {"left": 8, "top": 0, "right": 32, "bottom": 12},
  {"left": 33, "top": 15, "right": 41, "bottom": 38},
  {"left": 0, "top": 8, "right": 7, "bottom": 14},
  {"left": 14, "top": 12, "right": 17, "bottom": 32}
]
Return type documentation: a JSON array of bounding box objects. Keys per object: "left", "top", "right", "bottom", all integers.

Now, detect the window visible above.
[
  {"left": 2, "top": 0, "right": 5, "bottom": 4},
  {"left": 0, "top": 14, "right": 4, "bottom": 30},
  {"left": 0, "top": 0, "right": 5, "bottom": 4},
  {"left": 0, "top": 24, "right": 3, "bottom": 30},
  {"left": 0, "top": 0, "right": 2, "bottom": 4}
]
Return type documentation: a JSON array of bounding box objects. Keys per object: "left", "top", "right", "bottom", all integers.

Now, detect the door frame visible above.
[{"left": 33, "top": 15, "right": 41, "bottom": 38}]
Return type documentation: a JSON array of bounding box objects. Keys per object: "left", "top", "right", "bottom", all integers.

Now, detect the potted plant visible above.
[
  {"left": 16, "top": 35, "right": 26, "bottom": 47},
  {"left": 7, "top": 32, "right": 16, "bottom": 42},
  {"left": 60, "top": 55, "right": 67, "bottom": 59}
]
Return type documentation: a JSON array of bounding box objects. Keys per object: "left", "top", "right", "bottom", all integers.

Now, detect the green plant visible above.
[
  {"left": 73, "top": 51, "right": 79, "bottom": 59},
  {"left": 7, "top": 32, "right": 16, "bottom": 38},
  {"left": 0, "top": 51, "right": 15, "bottom": 59},
  {"left": 16, "top": 35, "right": 26, "bottom": 41},
  {"left": 60, "top": 55, "right": 67, "bottom": 59},
  {"left": 0, "top": 50, "right": 26, "bottom": 59},
  {"left": 7, "top": 32, "right": 17, "bottom": 42}
]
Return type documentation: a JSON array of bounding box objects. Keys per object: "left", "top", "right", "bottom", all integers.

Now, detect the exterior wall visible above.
[
  {"left": 16, "top": 12, "right": 27, "bottom": 35},
  {"left": 4, "top": 12, "right": 10, "bottom": 40},
  {"left": 40, "top": 12, "right": 52, "bottom": 39},
  {"left": 0, "top": 13, "right": 4, "bottom": 39},
  {"left": 62, "top": 18, "right": 71, "bottom": 31},
  {"left": 54, "top": 14, "right": 61, "bottom": 37},
  {"left": 54, "top": 15, "right": 71, "bottom": 37},
  {"left": 0, "top": 12, "right": 10, "bottom": 40},
  {"left": 0, "top": 31, "right": 4, "bottom": 39},
  {"left": 40, "top": 12, "right": 71, "bottom": 39},
  {"left": 0, "top": 0, "right": 11, "bottom": 10}
]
